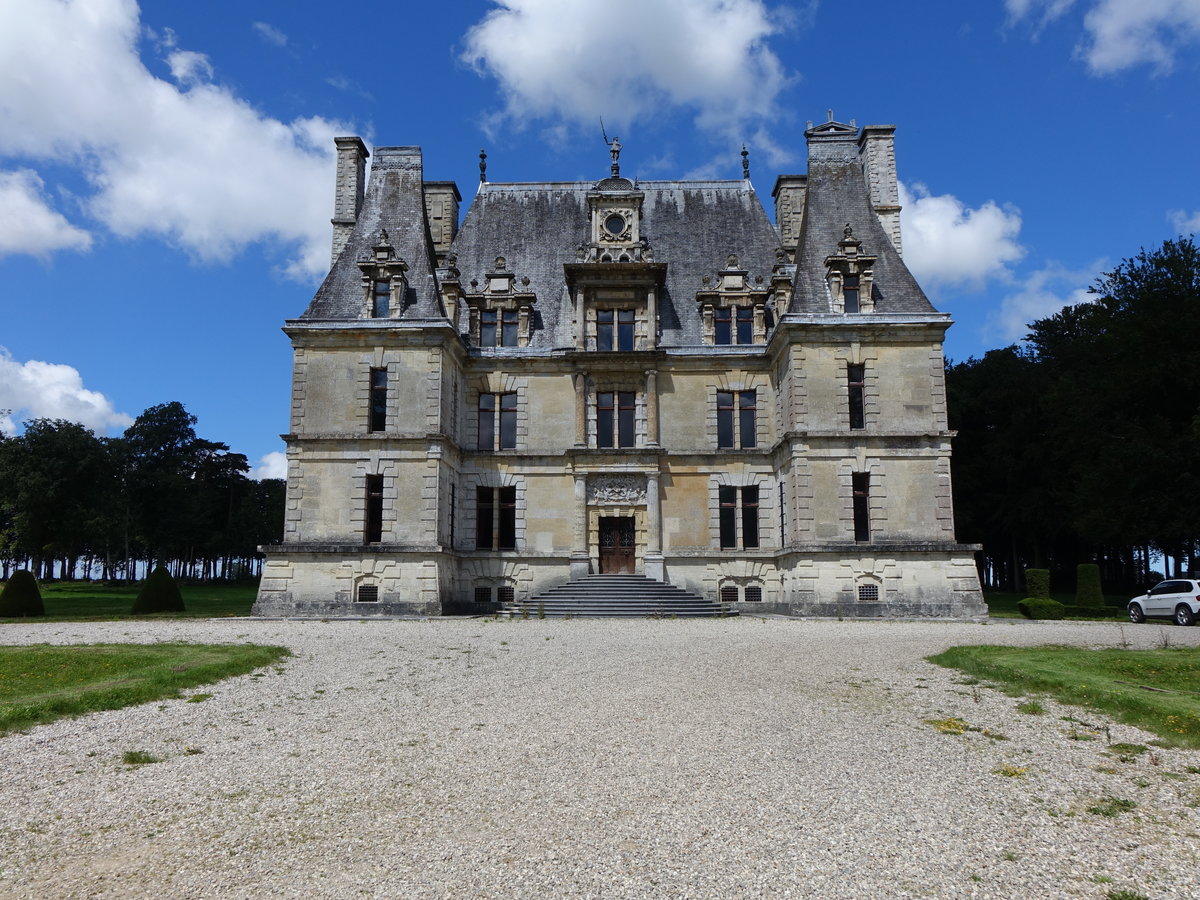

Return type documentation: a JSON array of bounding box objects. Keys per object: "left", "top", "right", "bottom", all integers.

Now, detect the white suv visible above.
[{"left": 1127, "top": 579, "right": 1200, "bottom": 626}]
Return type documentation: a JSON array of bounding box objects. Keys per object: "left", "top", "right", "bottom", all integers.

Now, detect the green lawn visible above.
[
  {"left": 930, "top": 644, "right": 1200, "bottom": 748},
  {"left": 1, "top": 581, "right": 258, "bottom": 621},
  {"left": 983, "top": 590, "right": 1129, "bottom": 619},
  {"left": 0, "top": 642, "right": 290, "bottom": 735}
]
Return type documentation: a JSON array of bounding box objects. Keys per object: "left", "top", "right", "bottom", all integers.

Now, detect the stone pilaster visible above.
[
  {"left": 645, "top": 471, "right": 664, "bottom": 581},
  {"left": 645, "top": 369, "right": 659, "bottom": 447},
  {"left": 570, "top": 472, "right": 590, "bottom": 579}
]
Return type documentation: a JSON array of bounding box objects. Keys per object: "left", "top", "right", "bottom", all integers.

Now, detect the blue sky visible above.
[{"left": 2, "top": 0, "right": 1198, "bottom": 476}]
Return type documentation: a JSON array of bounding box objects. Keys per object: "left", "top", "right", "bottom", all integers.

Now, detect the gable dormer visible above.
[
  {"left": 462, "top": 256, "right": 538, "bottom": 348},
  {"left": 696, "top": 254, "right": 773, "bottom": 345},
  {"left": 823, "top": 225, "right": 876, "bottom": 314},
  {"left": 357, "top": 230, "right": 409, "bottom": 319}
]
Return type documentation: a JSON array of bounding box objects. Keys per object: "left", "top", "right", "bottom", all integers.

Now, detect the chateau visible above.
[{"left": 253, "top": 117, "right": 986, "bottom": 618}]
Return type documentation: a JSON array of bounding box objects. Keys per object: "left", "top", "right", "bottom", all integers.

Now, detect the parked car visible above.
[{"left": 1127, "top": 579, "right": 1200, "bottom": 626}]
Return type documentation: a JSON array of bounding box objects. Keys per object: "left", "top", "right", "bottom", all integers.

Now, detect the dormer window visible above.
[
  {"left": 372, "top": 279, "right": 391, "bottom": 318},
  {"left": 714, "top": 306, "right": 755, "bottom": 345},
  {"left": 597, "top": 308, "right": 635, "bottom": 352},
  {"left": 357, "top": 230, "right": 408, "bottom": 320},
  {"left": 480, "top": 308, "right": 520, "bottom": 347},
  {"left": 843, "top": 274, "right": 860, "bottom": 314},
  {"left": 464, "top": 257, "right": 537, "bottom": 348},
  {"left": 824, "top": 225, "right": 876, "bottom": 315},
  {"left": 697, "top": 256, "right": 770, "bottom": 346}
]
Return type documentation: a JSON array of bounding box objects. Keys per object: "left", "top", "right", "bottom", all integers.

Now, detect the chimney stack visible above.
[
  {"left": 857, "top": 125, "right": 902, "bottom": 256},
  {"left": 331, "top": 136, "right": 369, "bottom": 267}
]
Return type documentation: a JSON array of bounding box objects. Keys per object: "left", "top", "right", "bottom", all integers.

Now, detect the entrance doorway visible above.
[{"left": 598, "top": 516, "right": 636, "bottom": 573}]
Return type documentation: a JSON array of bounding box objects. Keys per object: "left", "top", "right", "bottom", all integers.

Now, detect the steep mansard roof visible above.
[{"left": 301, "top": 134, "right": 940, "bottom": 336}]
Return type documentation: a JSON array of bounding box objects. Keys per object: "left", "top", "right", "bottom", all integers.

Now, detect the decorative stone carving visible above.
[{"left": 588, "top": 475, "right": 646, "bottom": 506}]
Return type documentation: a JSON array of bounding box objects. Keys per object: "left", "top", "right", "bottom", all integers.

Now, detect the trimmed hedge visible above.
[
  {"left": 131, "top": 566, "right": 186, "bottom": 614},
  {"left": 1075, "top": 563, "right": 1104, "bottom": 607},
  {"left": 0, "top": 570, "right": 45, "bottom": 617},
  {"left": 1018, "top": 597, "right": 1066, "bottom": 620},
  {"left": 1024, "top": 569, "right": 1051, "bottom": 600}
]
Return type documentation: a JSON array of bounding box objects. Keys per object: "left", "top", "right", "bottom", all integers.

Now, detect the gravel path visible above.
[{"left": 1, "top": 616, "right": 1198, "bottom": 899}]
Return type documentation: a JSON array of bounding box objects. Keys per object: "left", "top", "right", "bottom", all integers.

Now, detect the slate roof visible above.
[{"left": 300, "top": 132, "right": 940, "bottom": 336}]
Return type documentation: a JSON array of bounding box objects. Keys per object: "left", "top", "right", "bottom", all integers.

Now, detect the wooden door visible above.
[{"left": 599, "top": 516, "right": 636, "bottom": 573}]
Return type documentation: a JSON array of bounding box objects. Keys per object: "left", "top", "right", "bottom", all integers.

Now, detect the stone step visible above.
[{"left": 513, "top": 574, "right": 736, "bottom": 618}]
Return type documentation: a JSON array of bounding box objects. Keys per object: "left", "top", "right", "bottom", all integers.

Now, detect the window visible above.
[
  {"left": 852, "top": 473, "right": 870, "bottom": 542},
  {"left": 476, "top": 486, "right": 516, "bottom": 550},
  {"left": 365, "top": 475, "right": 384, "bottom": 544},
  {"left": 478, "top": 308, "right": 519, "bottom": 347},
  {"left": 597, "top": 390, "right": 636, "bottom": 448},
  {"left": 369, "top": 368, "right": 387, "bottom": 432},
  {"left": 372, "top": 279, "right": 390, "bottom": 318},
  {"left": 356, "top": 584, "right": 379, "bottom": 603},
  {"left": 847, "top": 364, "right": 865, "bottom": 430},
  {"left": 843, "top": 273, "right": 860, "bottom": 313},
  {"left": 474, "top": 586, "right": 492, "bottom": 605},
  {"left": 744, "top": 585, "right": 763, "bottom": 603},
  {"left": 714, "top": 306, "right": 754, "bottom": 345},
  {"left": 720, "top": 585, "right": 739, "bottom": 604},
  {"left": 857, "top": 583, "right": 879, "bottom": 602},
  {"left": 719, "top": 485, "right": 760, "bottom": 549},
  {"left": 597, "top": 308, "right": 635, "bottom": 351},
  {"left": 478, "top": 392, "right": 516, "bottom": 450},
  {"left": 717, "top": 390, "right": 757, "bottom": 449},
  {"left": 497, "top": 585, "right": 515, "bottom": 604}
]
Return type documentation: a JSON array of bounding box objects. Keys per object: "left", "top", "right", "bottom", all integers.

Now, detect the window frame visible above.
[
  {"left": 596, "top": 390, "right": 636, "bottom": 448},
  {"left": 852, "top": 472, "right": 871, "bottom": 542},
  {"left": 368, "top": 367, "right": 388, "bottom": 433},
  {"left": 717, "top": 390, "right": 757, "bottom": 449},
  {"left": 372, "top": 279, "right": 391, "bottom": 318},
  {"left": 477, "top": 391, "right": 517, "bottom": 451},
  {"left": 847, "top": 364, "right": 866, "bottom": 431},
  {"left": 719, "top": 484, "right": 760, "bottom": 549},
  {"left": 364, "top": 474, "right": 384, "bottom": 544},
  {"left": 475, "top": 485, "right": 517, "bottom": 551}
]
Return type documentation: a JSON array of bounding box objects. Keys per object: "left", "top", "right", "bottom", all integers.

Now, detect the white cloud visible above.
[
  {"left": 0, "top": 0, "right": 347, "bottom": 278},
  {"left": 251, "top": 450, "right": 288, "bottom": 480},
  {"left": 1007, "top": 0, "right": 1200, "bottom": 73},
  {"left": 986, "top": 261, "right": 1103, "bottom": 342},
  {"left": 899, "top": 182, "right": 1026, "bottom": 291},
  {"left": 1169, "top": 208, "right": 1200, "bottom": 233},
  {"left": 461, "top": 0, "right": 794, "bottom": 161},
  {"left": 0, "top": 347, "right": 133, "bottom": 436},
  {"left": 252, "top": 21, "right": 288, "bottom": 47},
  {"left": 0, "top": 169, "right": 93, "bottom": 259}
]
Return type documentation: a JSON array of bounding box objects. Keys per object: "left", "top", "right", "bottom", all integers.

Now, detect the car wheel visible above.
[
  {"left": 1128, "top": 603, "right": 1145, "bottom": 624},
  {"left": 1174, "top": 605, "right": 1195, "bottom": 626}
]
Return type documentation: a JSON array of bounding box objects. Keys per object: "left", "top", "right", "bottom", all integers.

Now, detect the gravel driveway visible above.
[{"left": 1, "top": 616, "right": 1198, "bottom": 899}]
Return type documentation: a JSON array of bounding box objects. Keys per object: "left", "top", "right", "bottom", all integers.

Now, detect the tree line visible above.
[
  {"left": 0, "top": 401, "right": 284, "bottom": 583},
  {"left": 947, "top": 237, "right": 1200, "bottom": 592}
]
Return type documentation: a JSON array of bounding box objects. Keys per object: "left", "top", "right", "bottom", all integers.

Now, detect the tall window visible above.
[
  {"left": 719, "top": 485, "right": 760, "bottom": 549},
  {"left": 479, "top": 309, "right": 519, "bottom": 347},
  {"left": 847, "top": 364, "right": 865, "bottom": 430},
  {"left": 597, "top": 308, "right": 635, "bottom": 351},
  {"left": 477, "top": 392, "right": 517, "bottom": 450},
  {"left": 372, "top": 279, "right": 390, "bottom": 318},
  {"left": 852, "top": 472, "right": 870, "bottom": 542},
  {"left": 365, "top": 475, "right": 384, "bottom": 544},
  {"left": 597, "top": 391, "right": 636, "bottom": 448},
  {"left": 717, "top": 390, "right": 757, "bottom": 449},
  {"left": 476, "top": 486, "right": 516, "bottom": 550},
  {"left": 369, "top": 368, "right": 387, "bottom": 432},
  {"left": 714, "top": 306, "right": 754, "bottom": 345},
  {"left": 843, "top": 273, "right": 860, "bottom": 313}
]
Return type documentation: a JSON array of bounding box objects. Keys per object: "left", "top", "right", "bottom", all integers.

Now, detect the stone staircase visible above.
[{"left": 510, "top": 574, "right": 736, "bottom": 618}]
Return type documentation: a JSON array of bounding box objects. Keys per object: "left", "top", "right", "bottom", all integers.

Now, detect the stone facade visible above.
[{"left": 253, "top": 117, "right": 986, "bottom": 618}]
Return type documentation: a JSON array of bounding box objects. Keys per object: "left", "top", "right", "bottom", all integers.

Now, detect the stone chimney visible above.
[
  {"left": 857, "top": 125, "right": 902, "bottom": 256},
  {"left": 330, "top": 136, "right": 369, "bottom": 267},
  {"left": 423, "top": 181, "right": 462, "bottom": 266},
  {"left": 772, "top": 175, "right": 807, "bottom": 262}
]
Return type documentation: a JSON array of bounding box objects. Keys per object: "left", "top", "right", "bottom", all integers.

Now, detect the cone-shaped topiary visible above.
[
  {"left": 0, "top": 570, "right": 45, "bottom": 617},
  {"left": 131, "top": 565, "right": 186, "bottom": 614},
  {"left": 1075, "top": 563, "right": 1104, "bottom": 607}
]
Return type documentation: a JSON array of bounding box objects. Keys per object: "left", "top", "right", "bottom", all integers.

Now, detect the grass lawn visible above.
[
  {"left": 0, "top": 642, "right": 290, "bottom": 735},
  {"left": 0, "top": 581, "right": 258, "bottom": 621},
  {"left": 930, "top": 644, "right": 1200, "bottom": 748},
  {"left": 984, "top": 590, "right": 1129, "bottom": 619}
]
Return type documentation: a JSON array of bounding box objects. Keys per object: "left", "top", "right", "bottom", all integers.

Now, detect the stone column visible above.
[
  {"left": 570, "top": 472, "right": 590, "bottom": 579},
  {"left": 644, "top": 369, "right": 659, "bottom": 447},
  {"left": 644, "top": 471, "right": 664, "bottom": 581},
  {"left": 575, "top": 288, "right": 586, "bottom": 350},
  {"left": 646, "top": 287, "right": 658, "bottom": 350},
  {"left": 574, "top": 371, "right": 587, "bottom": 447}
]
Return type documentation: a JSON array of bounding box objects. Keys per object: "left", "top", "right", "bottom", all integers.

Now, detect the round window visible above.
[{"left": 604, "top": 213, "right": 626, "bottom": 236}]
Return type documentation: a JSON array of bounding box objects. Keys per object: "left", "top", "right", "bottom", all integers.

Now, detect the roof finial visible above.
[
  {"left": 827, "top": 108, "right": 834, "bottom": 122},
  {"left": 609, "top": 135, "right": 622, "bottom": 177},
  {"left": 741, "top": 144, "right": 750, "bottom": 180},
  {"left": 479, "top": 148, "right": 487, "bottom": 184}
]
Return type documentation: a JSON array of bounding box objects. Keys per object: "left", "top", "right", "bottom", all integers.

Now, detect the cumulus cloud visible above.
[
  {"left": 461, "top": 0, "right": 794, "bottom": 160},
  {"left": 1169, "top": 208, "right": 1200, "bottom": 233},
  {"left": 0, "top": 347, "right": 133, "bottom": 436},
  {"left": 1007, "top": 0, "right": 1200, "bottom": 73},
  {"left": 899, "top": 182, "right": 1026, "bottom": 292},
  {"left": 0, "top": 169, "right": 93, "bottom": 259},
  {"left": 252, "top": 21, "right": 288, "bottom": 47},
  {"left": 985, "top": 261, "right": 1103, "bottom": 342},
  {"left": 251, "top": 450, "right": 288, "bottom": 480},
  {"left": 0, "top": 0, "right": 347, "bottom": 278}
]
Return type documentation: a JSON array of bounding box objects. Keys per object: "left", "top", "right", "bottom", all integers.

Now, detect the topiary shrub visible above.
[
  {"left": 1018, "top": 597, "right": 1066, "bottom": 620},
  {"left": 0, "top": 570, "right": 45, "bottom": 617},
  {"left": 1075, "top": 563, "right": 1104, "bottom": 607},
  {"left": 1024, "top": 568, "right": 1051, "bottom": 600},
  {"left": 131, "top": 566, "right": 186, "bottom": 614}
]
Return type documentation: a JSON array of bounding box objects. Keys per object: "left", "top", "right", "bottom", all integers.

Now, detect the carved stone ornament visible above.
[{"left": 587, "top": 475, "right": 647, "bottom": 506}]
